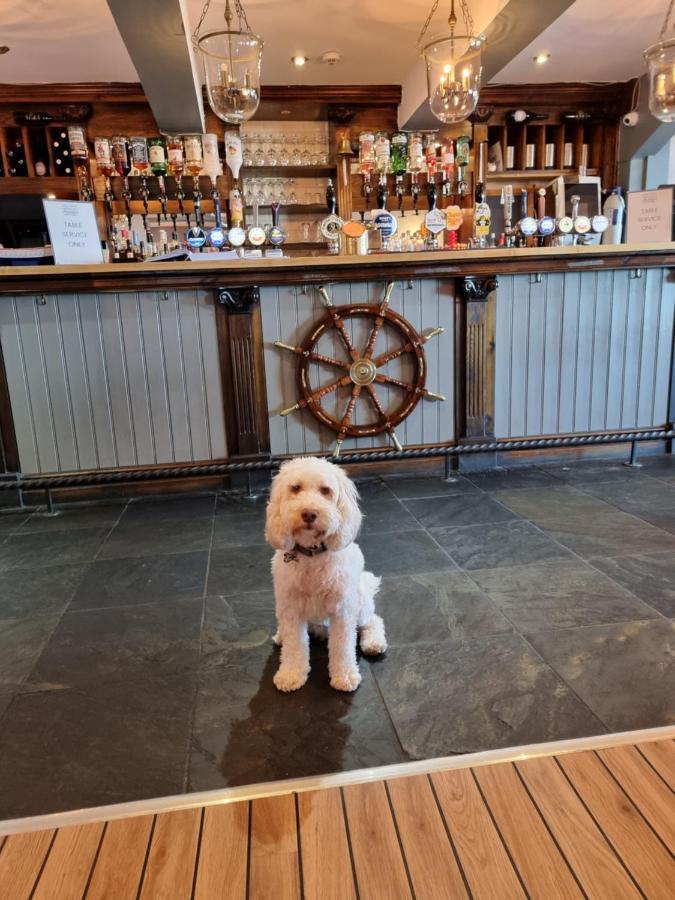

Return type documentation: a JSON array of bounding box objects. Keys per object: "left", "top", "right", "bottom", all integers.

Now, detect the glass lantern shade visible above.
[
  {"left": 198, "top": 30, "right": 263, "bottom": 125},
  {"left": 422, "top": 35, "right": 484, "bottom": 124},
  {"left": 644, "top": 39, "right": 675, "bottom": 123}
]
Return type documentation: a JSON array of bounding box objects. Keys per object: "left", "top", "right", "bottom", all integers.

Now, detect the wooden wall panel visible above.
[
  {"left": 494, "top": 268, "right": 675, "bottom": 438},
  {"left": 260, "top": 278, "right": 455, "bottom": 456},
  {"left": 0, "top": 288, "right": 227, "bottom": 474}
]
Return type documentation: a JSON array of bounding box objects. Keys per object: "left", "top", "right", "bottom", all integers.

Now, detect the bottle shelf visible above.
[
  {"left": 244, "top": 204, "right": 326, "bottom": 214},
  {"left": 487, "top": 168, "right": 599, "bottom": 181},
  {"left": 241, "top": 165, "right": 336, "bottom": 177},
  {"left": 0, "top": 176, "right": 79, "bottom": 196}
]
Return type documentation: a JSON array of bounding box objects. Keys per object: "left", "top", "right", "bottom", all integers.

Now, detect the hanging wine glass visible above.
[
  {"left": 265, "top": 132, "right": 277, "bottom": 166},
  {"left": 242, "top": 132, "right": 253, "bottom": 167},
  {"left": 279, "top": 133, "right": 290, "bottom": 166},
  {"left": 253, "top": 132, "right": 265, "bottom": 167},
  {"left": 290, "top": 134, "right": 302, "bottom": 166}
]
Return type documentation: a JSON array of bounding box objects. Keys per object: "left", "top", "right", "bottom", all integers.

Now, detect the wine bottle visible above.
[
  {"left": 563, "top": 110, "right": 591, "bottom": 121},
  {"left": 507, "top": 109, "right": 547, "bottom": 124}
]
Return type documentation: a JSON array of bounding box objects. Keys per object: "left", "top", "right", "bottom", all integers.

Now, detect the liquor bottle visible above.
[
  {"left": 111, "top": 135, "right": 131, "bottom": 177},
  {"left": 30, "top": 129, "right": 50, "bottom": 176},
  {"left": 441, "top": 139, "right": 455, "bottom": 197},
  {"left": 423, "top": 133, "right": 438, "bottom": 179},
  {"left": 68, "top": 125, "right": 93, "bottom": 200},
  {"left": 374, "top": 131, "right": 391, "bottom": 175},
  {"left": 408, "top": 132, "right": 424, "bottom": 216},
  {"left": 184, "top": 135, "right": 203, "bottom": 178},
  {"left": 390, "top": 132, "right": 408, "bottom": 175},
  {"left": 166, "top": 136, "right": 185, "bottom": 179},
  {"left": 224, "top": 131, "right": 243, "bottom": 181},
  {"left": 148, "top": 137, "right": 167, "bottom": 175},
  {"left": 507, "top": 109, "right": 547, "bottom": 124},
  {"left": 472, "top": 142, "right": 491, "bottom": 247},
  {"left": 201, "top": 134, "right": 221, "bottom": 182},
  {"left": 130, "top": 136, "right": 150, "bottom": 174}
]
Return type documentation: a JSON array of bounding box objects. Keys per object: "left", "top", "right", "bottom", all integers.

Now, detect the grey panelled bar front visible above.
[
  {"left": 260, "top": 279, "right": 455, "bottom": 456},
  {"left": 0, "top": 289, "right": 227, "bottom": 474},
  {"left": 495, "top": 269, "right": 675, "bottom": 438}
]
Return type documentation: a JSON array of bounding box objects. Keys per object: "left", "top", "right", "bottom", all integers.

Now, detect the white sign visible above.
[
  {"left": 626, "top": 188, "right": 673, "bottom": 244},
  {"left": 42, "top": 200, "right": 103, "bottom": 265}
]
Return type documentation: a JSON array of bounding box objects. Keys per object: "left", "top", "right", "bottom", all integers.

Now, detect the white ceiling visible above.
[
  {"left": 0, "top": 0, "right": 664, "bottom": 86},
  {"left": 493, "top": 0, "right": 666, "bottom": 83}
]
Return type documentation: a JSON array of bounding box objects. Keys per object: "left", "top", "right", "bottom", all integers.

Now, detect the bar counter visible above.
[{"left": 0, "top": 243, "right": 673, "bottom": 483}]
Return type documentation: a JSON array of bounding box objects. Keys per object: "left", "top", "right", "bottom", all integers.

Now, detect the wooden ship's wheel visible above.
[{"left": 274, "top": 282, "right": 445, "bottom": 455}]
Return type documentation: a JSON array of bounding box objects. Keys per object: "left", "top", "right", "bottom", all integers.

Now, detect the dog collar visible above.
[{"left": 283, "top": 542, "right": 327, "bottom": 563}]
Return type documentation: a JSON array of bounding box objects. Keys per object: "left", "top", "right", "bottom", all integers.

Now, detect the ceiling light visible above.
[
  {"left": 319, "top": 50, "right": 341, "bottom": 65},
  {"left": 291, "top": 54, "right": 308, "bottom": 67},
  {"left": 644, "top": 2, "right": 675, "bottom": 122},
  {"left": 534, "top": 51, "right": 550, "bottom": 65}
]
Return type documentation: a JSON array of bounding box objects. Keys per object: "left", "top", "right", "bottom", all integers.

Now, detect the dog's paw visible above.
[
  {"left": 330, "top": 668, "right": 362, "bottom": 692},
  {"left": 360, "top": 637, "right": 387, "bottom": 656},
  {"left": 273, "top": 667, "right": 308, "bottom": 692}
]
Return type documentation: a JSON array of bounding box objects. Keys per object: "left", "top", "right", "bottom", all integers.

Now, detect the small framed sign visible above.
[
  {"left": 626, "top": 188, "right": 674, "bottom": 244},
  {"left": 42, "top": 199, "right": 103, "bottom": 265}
]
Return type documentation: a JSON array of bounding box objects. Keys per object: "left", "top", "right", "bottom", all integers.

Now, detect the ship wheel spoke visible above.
[
  {"left": 362, "top": 282, "right": 395, "bottom": 360},
  {"left": 375, "top": 373, "right": 415, "bottom": 393},
  {"left": 274, "top": 342, "right": 350, "bottom": 371},
  {"left": 333, "top": 384, "right": 362, "bottom": 457},
  {"left": 309, "top": 374, "right": 352, "bottom": 403},
  {"left": 372, "top": 342, "right": 414, "bottom": 368}
]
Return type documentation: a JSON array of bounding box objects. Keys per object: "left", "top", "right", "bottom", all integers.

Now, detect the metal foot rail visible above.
[{"left": 0, "top": 429, "right": 672, "bottom": 494}]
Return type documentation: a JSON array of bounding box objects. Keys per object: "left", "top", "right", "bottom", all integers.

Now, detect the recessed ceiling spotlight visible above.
[
  {"left": 0, "top": 46, "right": 10, "bottom": 55},
  {"left": 291, "top": 54, "right": 308, "bottom": 67},
  {"left": 280, "top": 109, "right": 292, "bottom": 116},
  {"left": 534, "top": 51, "right": 551, "bottom": 65}
]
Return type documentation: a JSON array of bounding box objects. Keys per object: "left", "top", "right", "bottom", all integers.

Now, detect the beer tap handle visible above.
[
  {"left": 536, "top": 188, "right": 546, "bottom": 220},
  {"left": 121, "top": 179, "right": 132, "bottom": 229},
  {"left": 376, "top": 175, "right": 387, "bottom": 210},
  {"left": 326, "top": 179, "right": 337, "bottom": 215},
  {"left": 158, "top": 176, "right": 167, "bottom": 226},
  {"left": 427, "top": 179, "right": 437, "bottom": 211},
  {"left": 396, "top": 176, "right": 405, "bottom": 216},
  {"left": 570, "top": 194, "right": 580, "bottom": 220},
  {"left": 520, "top": 188, "right": 529, "bottom": 219},
  {"left": 411, "top": 176, "right": 420, "bottom": 215}
]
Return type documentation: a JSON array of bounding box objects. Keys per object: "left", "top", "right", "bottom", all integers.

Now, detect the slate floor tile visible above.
[
  {"left": 28, "top": 598, "right": 203, "bottom": 689},
  {"left": 471, "top": 559, "right": 659, "bottom": 632},
  {"left": 578, "top": 478, "right": 675, "bottom": 534},
  {"left": 0, "top": 616, "right": 60, "bottom": 688},
  {"left": 527, "top": 619, "right": 675, "bottom": 732},
  {"left": 353, "top": 479, "right": 396, "bottom": 500},
  {"left": 0, "top": 674, "right": 196, "bottom": 818},
  {"left": 430, "top": 520, "right": 571, "bottom": 570},
  {"left": 541, "top": 459, "right": 650, "bottom": 484},
  {"left": 215, "top": 494, "right": 268, "bottom": 520},
  {"left": 591, "top": 552, "right": 675, "bottom": 617},
  {"left": 69, "top": 551, "right": 209, "bottom": 610},
  {"left": 627, "top": 455, "right": 675, "bottom": 479},
  {"left": 17, "top": 501, "right": 126, "bottom": 533},
  {"left": 360, "top": 496, "right": 421, "bottom": 535},
  {"left": 373, "top": 633, "right": 604, "bottom": 758},
  {"left": 547, "top": 514, "right": 675, "bottom": 560},
  {"left": 124, "top": 494, "right": 215, "bottom": 522},
  {"left": 380, "top": 572, "right": 512, "bottom": 647},
  {"left": 0, "top": 692, "right": 13, "bottom": 720},
  {"left": 0, "top": 564, "right": 87, "bottom": 619},
  {"left": 358, "top": 530, "right": 456, "bottom": 577},
  {"left": 404, "top": 493, "right": 517, "bottom": 528},
  {"left": 493, "top": 485, "right": 618, "bottom": 531},
  {"left": 0, "top": 529, "right": 110, "bottom": 570},
  {"left": 201, "top": 591, "right": 276, "bottom": 667},
  {"left": 212, "top": 513, "right": 267, "bottom": 547},
  {"left": 384, "top": 474, "right": 479, "bottom": 500},
  {"left": 207, "top": 544, "right": 273, "bottom": 595},
  {"left": 466, "top": 468, "right": 560, "bottom": 492},
  {"left": 98, "top": 515, "right": 213, "bottom": 559},
  {"left": 0, "top": 512, "right": 30, "bottom": 535},
  {"left": 189, "top": 645, "right": 405, "bottom": 790}
]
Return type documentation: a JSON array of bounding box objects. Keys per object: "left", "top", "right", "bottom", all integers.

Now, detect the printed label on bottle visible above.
[
  {"left": 375, "top": 134, "right": 390, "bottom": 165},
  {"left": 167, "top": 147, "right": 183, "bottom": 163},
  {"left": 130, "top": 138, "right": 148, "bottom": 165},
  {"left": 94, "top": 138, "right": 112, "bottom": 163},
  {"left": 67, "top": 127, "right": 87, "bottom": 158},
  {"left": 408, "top": 135, "right": 424, "bottom": 171},
  {"left": 149, "top": 145, "right": 166, "bottom": 164},
  {"left": 184, "top": 137, "right": 202, "bottom": 162}
]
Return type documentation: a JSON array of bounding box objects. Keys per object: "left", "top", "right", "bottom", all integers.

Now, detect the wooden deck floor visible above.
[{"left": 1, "top": 734, "right": 673, "bottom": 899}]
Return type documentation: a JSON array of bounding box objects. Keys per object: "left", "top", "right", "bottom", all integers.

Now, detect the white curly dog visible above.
[{"left": 265, "top": 456, "right": 387, "bottom": 692}]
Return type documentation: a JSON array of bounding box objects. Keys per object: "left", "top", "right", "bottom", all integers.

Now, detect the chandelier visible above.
[
  {"left": 193, "top": 0, "right": 263, "bottom": 124},
  {"left": 418, "top": 0, "right": 485, "bottom": 124},
  {"left": 645, "top": 0, "right": 675, "bottom": 122}
]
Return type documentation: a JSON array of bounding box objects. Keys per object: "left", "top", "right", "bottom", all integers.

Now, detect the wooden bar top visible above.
[{"left": 1, "top": 242, "right": 673, "bottom": 294}]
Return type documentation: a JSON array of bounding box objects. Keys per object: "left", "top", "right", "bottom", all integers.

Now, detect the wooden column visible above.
[
  {"left": 215, "top": 286, "right": 271, "bottom": 458},
  {"left": 456, "top": 275, "right": 498, "bottom": 440}
]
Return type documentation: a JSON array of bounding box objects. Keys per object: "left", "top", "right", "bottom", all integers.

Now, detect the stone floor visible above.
[{"left": 0, "top": 454, "right": 673, "bottom": 819}]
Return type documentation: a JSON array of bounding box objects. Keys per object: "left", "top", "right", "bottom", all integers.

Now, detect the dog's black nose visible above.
[{"left": 302, "top": 510, "right": 317, "bottom": 525}]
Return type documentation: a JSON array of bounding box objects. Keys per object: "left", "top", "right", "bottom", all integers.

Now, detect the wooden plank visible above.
[
  {"left": 297, "top": 788, "right": 356, "bottom": 900},
  {"left": 387, "top": 774, "right": 468, "bottom": 900},
  {"left": 139, "top": 808, "right": 201, "bottom": 900},
  {"left": 516, "top": 755, "right": 641, "bottom": 899},
  {"left": 194, "top": 802, "right": 248, "bottom": 900},
  {"left": 474, "top": 762, "right": 582, "bottom": 899},
  {"left": 249, "top": 794, "right": 301, "bottom": 900},
  {"left": 342, "top": 781, "right": 412, "bottom": 900},
  {"left": 637, "top": 739, "right": 675, "bottom": 791},
  {"left": 598, "top": 744, "right": 675, "bottom": 851},
  {"left": 560, "top": 750, "right": 675, "bottom": 898},
  {"left": 32, "top": 822, "right": 104, "bottom": 899},
  {"left": 0, "top": 829, "right": 55, "bottom": 900},
  {"left": 86, "top": 814, "right": 154, "bottom": 900},
  {"left": 431, "top": 768, "right": 525, "bottom": 899}
]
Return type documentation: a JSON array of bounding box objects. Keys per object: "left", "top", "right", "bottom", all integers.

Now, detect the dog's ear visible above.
[
  {"left": 325, "top": 465, "right": 362, "bottom": 551},
  {"left": 265, "top": 468, "right": 294, "bottom": 551}
]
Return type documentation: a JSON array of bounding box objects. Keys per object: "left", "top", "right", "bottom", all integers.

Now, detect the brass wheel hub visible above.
[{"left": 349, "top": 358, "right": 377, "bottom": 385}]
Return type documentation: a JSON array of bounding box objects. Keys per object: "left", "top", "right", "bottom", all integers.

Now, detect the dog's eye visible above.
[
  {"left": 290, "top": 484, "right": 302, "bottom": 494},
  {"left": 320, "top": 486, "right": 332, "bottom": 497}
]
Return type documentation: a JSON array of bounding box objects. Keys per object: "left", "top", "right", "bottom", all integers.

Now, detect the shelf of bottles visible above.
[{"left": 0, "top": 124, "right": 86, "bottom": 193}]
